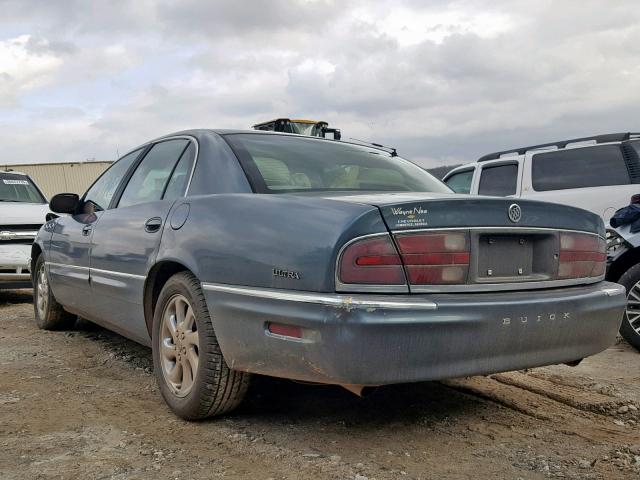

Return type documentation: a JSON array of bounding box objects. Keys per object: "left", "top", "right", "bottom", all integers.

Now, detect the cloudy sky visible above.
[{"left": 1, "top": 0, "right": 639, "bottom": 168}]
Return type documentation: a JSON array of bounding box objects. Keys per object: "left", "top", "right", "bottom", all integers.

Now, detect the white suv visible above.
[
  {"left": 0, "top": 170, "right": 50, "bottom": 289},
  {"left": 442, "top": 132, "right": 640, "bottom": 223}
]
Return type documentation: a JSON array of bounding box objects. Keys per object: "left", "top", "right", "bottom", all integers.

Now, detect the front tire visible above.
[
  {"left": 616, "top": 263, "right": 640, "bottom": 351},
  {"left": 33, "top": 255, "right": 77, "bottom": 330},
  {"left": 152, "top": 271, "right": 250, "bottom": 420}
]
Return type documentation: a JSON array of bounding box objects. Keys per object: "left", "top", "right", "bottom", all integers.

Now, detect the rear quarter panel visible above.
[{"left": 156, "top": 193, "right": 386, "bottom": 292}]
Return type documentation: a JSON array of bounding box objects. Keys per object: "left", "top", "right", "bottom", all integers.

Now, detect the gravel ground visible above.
[{"left": 1, "top": 289, "right": 639, "bottom": 480}]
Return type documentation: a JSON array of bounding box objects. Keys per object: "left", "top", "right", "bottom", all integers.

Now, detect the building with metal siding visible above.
[{"left": 1, "top": 161, "right": 112, "bottom": 199}]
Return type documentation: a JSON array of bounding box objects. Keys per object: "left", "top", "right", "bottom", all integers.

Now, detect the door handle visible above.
[
  {"left": 144, "top": 217, "right": 163, "bottom": 233},
  {"left": 82, "top": 225, "right": 92, "bottom": 236}
]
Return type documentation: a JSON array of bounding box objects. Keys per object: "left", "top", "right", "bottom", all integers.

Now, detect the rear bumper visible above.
[
  {"left": 0, "top": 244, "right": 31, "bottom": 289},
  {"left": 202, "top": 281, "right": 626, "bottom": 385}
]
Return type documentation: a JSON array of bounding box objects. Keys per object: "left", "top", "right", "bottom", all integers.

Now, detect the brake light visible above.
[
  {"left": 338, "top": 235, "right": 405, "bottom": 285},
  {"left": 558, "top": 232, "right": 606, "bottom": 279},
  {"left": 395, "top": 231, "right": 470, "bottom": 284}
]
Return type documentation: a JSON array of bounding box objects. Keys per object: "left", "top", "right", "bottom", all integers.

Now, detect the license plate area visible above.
[{"left": 474, "top": 232, "right": 558, "bottom": 283}]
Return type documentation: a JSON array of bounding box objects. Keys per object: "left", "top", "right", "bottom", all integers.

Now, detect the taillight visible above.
[
  {"left": 338, "top": 229, "right": 605, "bottom": 292},
  {"left": 395, "top": 231, "right": 470, "bottom": 284},
  {"left": 558, "top": 232, "right": 606, "bottom": 279},
  {"left": 338, "top": 235, "right": 406, "bottom": 285}
]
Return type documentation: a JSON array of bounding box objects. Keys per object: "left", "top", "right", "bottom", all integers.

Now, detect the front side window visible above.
[
  {"left": 118, "top": 139, "right": 189, "bottom": 208},
  {"left": 478, "top": 163, "right": 518, "bottom": 196},
  {"left": 445, "top": 169, "right": 474, "bottom": 194},
  {"left": 84, "top": 148, "right": 141, "bottom": 211},
  {"left": 0, "top": 172, "right": 46, "bottom": 203},
  {"left": 532, "top": 145, "right": 630, "bottom": 191},
  {"left": 224, "top": 134, "right": 451, "bottom": 194}
]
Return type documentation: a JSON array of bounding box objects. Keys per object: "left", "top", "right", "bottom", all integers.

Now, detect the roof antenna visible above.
[{"left": 349, "top": 138, "right": 398, "bottom": 156}]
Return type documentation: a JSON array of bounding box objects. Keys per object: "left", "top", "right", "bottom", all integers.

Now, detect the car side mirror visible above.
[{"left": 50, "top": 193, "right": 80, "bottom": 214}]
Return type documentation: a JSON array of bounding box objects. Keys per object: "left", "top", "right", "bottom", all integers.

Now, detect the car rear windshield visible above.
[
  {"left": 224, "top": 134, "right": 451, "bottom": 194},
  {"left": 0, "top": 172, "right": 46, "bottom": 203}
]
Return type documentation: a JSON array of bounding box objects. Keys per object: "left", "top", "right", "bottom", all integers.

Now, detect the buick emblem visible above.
[{"left": 508, "top": 204, "right": 522, "bottom": 223}]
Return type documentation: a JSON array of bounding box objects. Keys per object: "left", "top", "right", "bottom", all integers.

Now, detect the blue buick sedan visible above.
[{"left": 32, "top": 130, "right": 625, "bottom": 419}]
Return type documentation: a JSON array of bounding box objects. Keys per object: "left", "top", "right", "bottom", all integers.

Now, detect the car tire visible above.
[
  {"left": 152, "top": 271, "right": 250, "bottom": 420},
  {"left": 616, "top": 263, "right": 640, "bottom": 352},
  {"left": 33, "top": 254, "right": 77, "bottom": 330}
]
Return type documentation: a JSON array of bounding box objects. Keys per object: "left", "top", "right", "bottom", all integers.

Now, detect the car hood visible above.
[{"left": 0, "top": 202, "right": 50, "bottom": 225}]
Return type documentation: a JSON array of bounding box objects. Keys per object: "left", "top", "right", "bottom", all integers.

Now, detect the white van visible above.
[{"left": 442, "top": 132, "right": 640, "bottom": 223}]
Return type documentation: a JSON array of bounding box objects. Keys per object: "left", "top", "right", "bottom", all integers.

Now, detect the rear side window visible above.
[
  {"left": 118, "top": 139, "right": 188, "bottom": 208},
  {"left": 163, "top": 143, "right": 196, "bottom": 201},
  {"left": 445, "top": 170, "right": 474, "bottom": 194},
  {"left": 532, "top": 145, "right": 630, "bottom": 191},
  {"left": 478, "top": 164, "right": 518, "bottom": 196}
]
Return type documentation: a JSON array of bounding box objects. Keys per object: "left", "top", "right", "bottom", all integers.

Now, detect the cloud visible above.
[
  {"left": 1, "top": 0, "right": 640, "bottom": 168},
  {"left": 0, "top": 35, "right": 65, "bottom": 106}
]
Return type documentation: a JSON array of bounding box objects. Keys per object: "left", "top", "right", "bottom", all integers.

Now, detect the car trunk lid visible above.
[{"left": 319, "top": 192, "right": 604, "bottom": 235}]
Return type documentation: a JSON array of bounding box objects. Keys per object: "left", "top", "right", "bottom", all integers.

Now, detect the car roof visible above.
[
  {"left": 477, "top": 132, "right": 640, "bottom": 162},
  {"left": 142, "top": 129, "right": 396, "bottom": 156}
]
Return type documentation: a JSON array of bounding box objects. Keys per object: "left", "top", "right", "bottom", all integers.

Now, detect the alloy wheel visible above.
[
  {"left": 159, "top": 294, "right": 200, "bottom": 397},
  {"left": 36, "top": 262, "right": 49, "bottom": 320},
  {"left": 625, "top": 281, "right": 640, "bottom": 335}
]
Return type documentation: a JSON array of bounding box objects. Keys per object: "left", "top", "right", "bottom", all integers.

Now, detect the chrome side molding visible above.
[{"left": 201, "top": 282, "right": 438, "bottom": 310}]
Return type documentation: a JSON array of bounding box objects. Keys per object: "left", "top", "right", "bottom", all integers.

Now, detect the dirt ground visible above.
[{"left": 1, "top": 290, "right": 639, "bottom": 480}]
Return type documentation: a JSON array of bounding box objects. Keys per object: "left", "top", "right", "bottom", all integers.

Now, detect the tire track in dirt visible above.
[
  {"left": 444, "top": 373, "right": 638, "bottom": 445},
  {"left": 492, "top": 372, "right": 637, "bottom": 414}
]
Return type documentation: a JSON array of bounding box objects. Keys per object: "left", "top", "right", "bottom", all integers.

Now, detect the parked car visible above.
[
  {"left": 32, "top": 130, "right": 626, "bottom": 419},
  {"left": 605, "top": 203, "right": 640, "bottom": 351},
  {"left": 0, "top": 170, "right": 49, "bottom": 289},
  {"left": 442, "top": 132, "right": 640, "bottom": 224}
]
